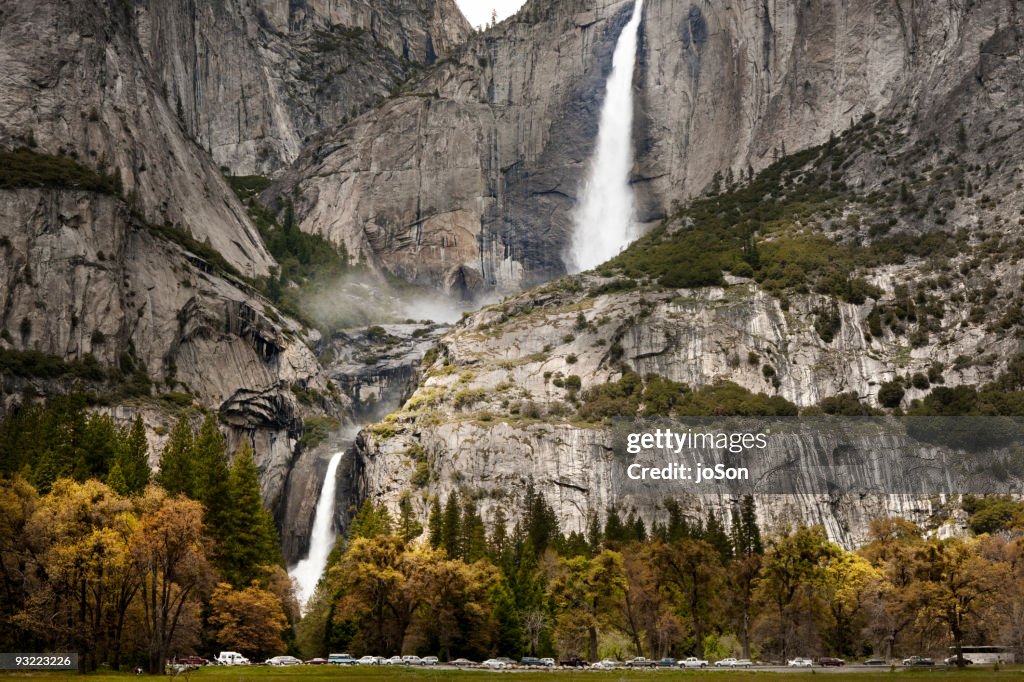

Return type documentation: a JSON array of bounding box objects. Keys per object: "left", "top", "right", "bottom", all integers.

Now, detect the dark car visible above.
[
  {"left": 559, "top": 657, "right": 588, "bottom": 668},
  {"left": 654, "top": 658, "right": 677, "bottom": 667},
  {"left": 520, "top": 657, "right": 546, "bottom": 667},
  {"left": 944, "top": 655, "right": 974, "bottom": 666},
  {"left": 179, "top": 656, "right": 209, "bottom": 666},
  {"left": 864, "top": 658, "right": 887, "bottom": 666},
  {"left": 819, "top": 657, "right": 845, "bottom": 667}
]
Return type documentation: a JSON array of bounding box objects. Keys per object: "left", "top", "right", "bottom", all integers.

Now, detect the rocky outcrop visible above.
[
  {"left": 134, "top": 0, "right": 472, "bottom": 175},
  {"left": 349, "top": 267, "right": 1021, "bottom": 547},
  {"left": 270, "top": 0, "right": 1021, "bottom": 297},
  {"left": 0, "top": 0, "right": 275, "bottom": 275}
]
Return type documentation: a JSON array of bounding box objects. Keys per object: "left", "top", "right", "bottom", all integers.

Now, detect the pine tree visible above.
[
  {"left": 106, "top": 461, "right": 129, "bottom": 495},
  {"left": 427, "top": 496, "right": 443, "bottom": 548},
  {"left": 222, "top": 443, "right": 281, "bottom": 586},
  {"left": 192, "top": 414, "right": 230, "bottom": 540},
  {"left": 490, "top": 507, "right": 509, "bottom": 561},
  {"left": 397, "top": 492, "right": 422, "bottom": 542},
  {"left": 441, "top": 492, "right": 462, "bottom": 558},
  {"left": 740, "top": 495, "right": 763, "bottom": 555},
  {"left": 117, "top": 415, "right": 150, "bottom": 494},
  {"left": 461, "top": 498, "right": 487, "bottom": 562},
  {"left": 156, "top": 416, "right": 195, "bottom": 496},
  {"left": 80, "top": 413, "right": 118, "bottom": 480},
  {"left": 705, "top": 510, "right": 733, "bottom": 561}
]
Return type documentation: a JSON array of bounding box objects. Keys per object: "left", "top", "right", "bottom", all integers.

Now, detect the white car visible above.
[
  {"left": 591, "top": 659, "right": 619, "bottom": 669},
  {"left": 382, "top": 656, "right": 403, "bottom": 665},
  {"left": 421, "top": 656, "right": 439, "bottom": 665},
  {"left": 482, "top": 658, "right": 508, "bottom": 669},
  {"left": 356, "top": 656, "right": 379, "bottom": 665},
  {"left": 539, "top": 658, "right": 555, "bottom": 667},
  {"left": 265, "top": 655, "right": 302, "bottom": 666},
  {"left": 715, "top": 658, "right": 738, "bottom": 667},
  {"left": 401, "top": 655, "right": 423, "bottom": 665},
  {"left": 734, "top": 659, "right": 753, "bottom": 667},
  {"left": 788, "top": 657, "right": 813, "bottom": 667},
  {"left": 680, "top": 657, "right": 709, "bottom": 668}
]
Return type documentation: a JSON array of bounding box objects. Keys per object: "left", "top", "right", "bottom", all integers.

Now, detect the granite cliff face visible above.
[
  {"left": 134, "top": 0, "right": 472, "bottom": 175},
  {"left": 272, "top": 0, "right": 1020, "bottom": 299},
  {"left": 0, "top": 0, "right": 274, "bottom": 276}
]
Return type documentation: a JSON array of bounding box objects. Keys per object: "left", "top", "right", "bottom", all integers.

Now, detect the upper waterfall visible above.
[{"left": 567, "top": 0, "right": 644, "bottom": 273}]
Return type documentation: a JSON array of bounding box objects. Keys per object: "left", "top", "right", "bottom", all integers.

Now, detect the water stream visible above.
[{"left": 288, "top": 450, "right": 343, "bottom": 611}]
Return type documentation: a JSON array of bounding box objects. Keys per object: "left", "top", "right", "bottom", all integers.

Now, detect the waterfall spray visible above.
[
  {"left": 568, "top": 0, "right": 644, "bottom": 273},
  {"left": 289, "top": 451, "right": 343, "bottom": 612}
]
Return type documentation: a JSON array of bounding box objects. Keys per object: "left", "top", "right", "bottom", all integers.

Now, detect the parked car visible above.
[
  {"left": 715, "top": 658, "right": 739, "bottom": 667},
  {"left": 422, "top": 656, "right": 439, "bottom": 665},
  {"left": 625, "top": 657, "right": 655, "bottom": 667},
  {"left": 520, "top": 657, "right": 546, "bottom": 667},
  {"left": 734, "top": 659, "right": 754, "bottom": 667},
  {"left": 819, "top": 657, "right": 845, "bottom": 667},
  {"left": 591, "top": 659, "right": 619, "bottom": 669},
  {"left": 559, "top": 657, "right": 587, "bottom": 667},
  {"left": 654, "top": 658, "right": 677, "bottom": 667},
  {"left": 305, "top": 658, "right": 327, "bottom": 665},
  {"left": 216, "top": 652, "right": 249, "bottom": 666},
  {"left": 265, "top": 656, "right": 302, "bottom": 666},
  {"left": 864, "top": 659, "right": 887, "bottom": 666},
  {"left": 451, "top": 658, "right": 476, "bottom": 667},
  {"left": 680, "top": 656, "right": 709, "bottom": 668},
  {"left": 539, "top": 658, "right": 555, "bottom": 667},
  {"left": 382, "top": 656, "right": 403, "bottom": 665},
  {"left": 328, "top": 653, "right": 356, "bottom": 665},
  {"left": 944, "top": 655, "right": 974, "bottom": 666},
  {"left": 902, "top": 656, "right": 935, "bottom": 666},
  {"left": 356, "top": 656, "right": 379, "bottom": 665},
  {"left": 787, "top": 657, "right": 813, "bottom": 667},
  {"left": 401, "top": 655, "right": 423, "bottom": 665},
  {"left": 482, "top": 658, "right": 508, "bottom": 669},
  {"left": 179, "top": 656, "right": 209, "bottom": 667}
]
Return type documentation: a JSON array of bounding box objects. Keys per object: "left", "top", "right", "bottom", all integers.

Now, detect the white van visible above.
[{"left": 216, "top": 651, "right": 249, "bottom": 666}]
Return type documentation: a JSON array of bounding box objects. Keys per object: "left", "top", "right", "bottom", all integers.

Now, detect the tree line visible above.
[{"left": 300, "top": 489, "right": 1023, "bottom": 666}]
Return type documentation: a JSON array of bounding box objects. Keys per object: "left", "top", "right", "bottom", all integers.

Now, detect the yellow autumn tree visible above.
[{"left": 208, "top": 583, "right": 288, "bottom": 659}]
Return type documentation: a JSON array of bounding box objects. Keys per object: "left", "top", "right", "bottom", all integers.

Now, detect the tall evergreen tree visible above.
[
  {"left": 222, "top": 443, "right": 281, "bottom": 586},
  {"left": 117, "top": 415, "right": 150, "bottom": 494},
  {"left": 397, "top": 492, "right": 422, "bottom": 542},
  {"left": 79, "top": 413, "right": 118, "bottom": 480},
  {"left": 441, "top": 492, "right": 462, "bottom": 558},
  {"left": 156, "top": 416, "right": 194, "bottom": 496},
  {"left": 461, "top": 498, "right": 487, "bottom": 562},
  {"left": 192, "top": 414, "right": 230, "bottom": 539},
  {"left": 427, "top": 496, "right": 443, "bottom": 549},
  {"left": 705, "top": 510, "right": 733, "bottom": 562}
]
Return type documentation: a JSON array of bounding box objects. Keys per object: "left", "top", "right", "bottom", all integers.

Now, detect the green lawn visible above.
[{"left": 1, "top": 666, "right": 1022, "bottom": 682}]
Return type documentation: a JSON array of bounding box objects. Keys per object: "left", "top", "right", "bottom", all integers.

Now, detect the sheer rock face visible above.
[
  {"left": 133, "top": 0, "right": 472, "bottom": 175},
  {"left": 347, "top": 270, "right": 1018, "bottom": 548},
  {"left": 0, "top": 188, "right": 340, "bottom": 510},
  {"left": 0, "top": 0, "right": 274, "bottom": 276},
  {"left": 271, "top": 0, "right": 1019, "bottom": 298}
]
